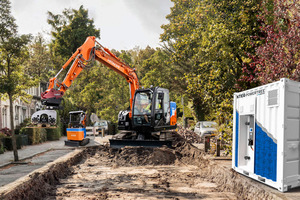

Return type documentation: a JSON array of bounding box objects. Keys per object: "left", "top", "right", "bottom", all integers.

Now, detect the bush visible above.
[
  {"left": 22, "top": 127, "right": 44, "bottom": 145},
  {"left": 20, "top": 134, "right": 29, "bottom": 146},
  {"left": 0, "top": 127, "right": 11, "bottom": 137},
  {"left": 61, "top": 123, "right": 67, "bottom": 136},
  {"left": 40, "top": 128, "right": 47, "bottom": 143},
  {"left": 0, "top": 143, "right": 4, "bottom": 154},
  {"left": 21, "top": 125, "right": 62, "bottom": 144},
  {"left": 15, "top": 118, "right": 31, "bottom": 135},
  {"left": 0, "top": 132, "right": 5, "bottom": 154},
  {"left": 2, "top": 135, "right": 22, "bottom": 151},
  {"left": 45, "top": 127, "right": 61, "bottom": 141}
]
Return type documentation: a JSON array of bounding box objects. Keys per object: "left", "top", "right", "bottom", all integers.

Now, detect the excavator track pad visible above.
[{"left": 64, "top": 138, "right": 90, "bottom": 147}]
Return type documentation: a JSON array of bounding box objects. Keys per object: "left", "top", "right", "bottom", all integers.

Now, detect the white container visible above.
[{"left": 232, "top": 78, "right": 300, "bottom": 192}]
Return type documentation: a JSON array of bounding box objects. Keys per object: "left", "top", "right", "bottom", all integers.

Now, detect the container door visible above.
[{"left": 238, "top": 114, "right": 255, "bottom": 173}]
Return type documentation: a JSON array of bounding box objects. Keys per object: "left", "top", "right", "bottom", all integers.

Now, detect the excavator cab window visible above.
[
  {"left": 70, "top": 113, "right": 80, "bottom": 123},
  {"left": 154, "top": 89, "right": 170, "bottom": 126},
  {"left": 69, "top": 111, "right": 85, "bottom": 128},
  {"left": 133, "top": 91, "right": 153, "bottom": 125},
  {"left": 154, "top": 93, "right": 163, "bottom": 124}
]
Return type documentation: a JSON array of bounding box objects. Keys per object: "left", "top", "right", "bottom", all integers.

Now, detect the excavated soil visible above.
[
  {"left": 1, "top": 140, "right": 284, "bottom": 200},
  {"left": 42, "top": 142, "right": 278, "bottom": 200}
]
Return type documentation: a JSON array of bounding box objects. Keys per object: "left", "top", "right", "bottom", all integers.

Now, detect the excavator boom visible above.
[{"left": 41, "top": 36, "right": 139, "bottom": 112}]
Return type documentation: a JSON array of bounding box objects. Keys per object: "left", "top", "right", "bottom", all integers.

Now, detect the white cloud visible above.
[{"left": 10, "top": 0, "right": 173, "bottom": 50}]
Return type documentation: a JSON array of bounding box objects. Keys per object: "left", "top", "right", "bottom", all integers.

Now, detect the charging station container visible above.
[{"left": 233, "top": 78, "right": 300, "bottom": 192}]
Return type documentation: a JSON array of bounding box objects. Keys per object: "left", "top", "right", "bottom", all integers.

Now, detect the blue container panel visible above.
[
  {"left": 235, "top": 111, "right": 239, "bottom": 167},
  {"left": 254, "top": 123, "right": 277, "bottom": 182}
]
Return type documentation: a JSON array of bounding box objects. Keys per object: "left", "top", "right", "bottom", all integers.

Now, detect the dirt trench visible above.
[{"left": 0, "top": 141, "right": 283, "bottom": 200}]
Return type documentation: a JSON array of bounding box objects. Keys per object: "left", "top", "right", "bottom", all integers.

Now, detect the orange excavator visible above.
[{"left": 36, "top": 36, "right": 177, "bottom": 147}]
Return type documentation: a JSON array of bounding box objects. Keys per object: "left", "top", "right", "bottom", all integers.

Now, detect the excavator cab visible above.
[
  {"left": 68, "top": 111, "right": 86, "bottom": 128},
  {"left": 131, "top": 87, "right": 177, "bottom": 138},
  {"left": 113, "top": 87, "right": 177, "bottom": 147}
]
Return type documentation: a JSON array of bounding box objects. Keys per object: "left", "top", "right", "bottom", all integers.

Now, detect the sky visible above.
[{"left": 10, "top": 0, "right": 173, "bottom": 50}]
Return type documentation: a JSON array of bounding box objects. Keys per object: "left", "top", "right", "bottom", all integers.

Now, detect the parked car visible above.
[
  {"left": 94, "top": 120, "right": 110, "bottom": 134},
  {"left": 194, "top": 121, "right": 217, "bottom": 138}
]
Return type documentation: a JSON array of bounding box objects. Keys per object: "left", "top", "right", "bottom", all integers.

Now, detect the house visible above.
[{"left": 0, "top": 83, "right": 47, "bottom": 129}]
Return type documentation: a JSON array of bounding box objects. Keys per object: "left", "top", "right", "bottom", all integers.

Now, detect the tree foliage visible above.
[
  {"left": 252, "top": 0, "right": 300, "bottom": 84},
  {"left": 0, "top": 0, "right": 16, "bottom": 42},
  {"left": 48, "top": 5, "right": 100, "bottom": 65},
  {"left": 160, "top": 0, "right": 262, "bottom": 122},
  {"left": 25, "top": 34, "right": 54, "bottom": 82}
]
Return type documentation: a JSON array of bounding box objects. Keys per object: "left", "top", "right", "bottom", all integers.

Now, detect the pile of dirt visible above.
[
  {"left": 177, "top": 125, "right": 201, "bottom": 143},
  {"left": 88, "top": 138, "right": 207, "bottom": 168},
  {"left": 113, "top": 146, "right": 177, "bottom": 166},
  {"left": 90, "top": 145, "right": 177, "bottom": 167}
]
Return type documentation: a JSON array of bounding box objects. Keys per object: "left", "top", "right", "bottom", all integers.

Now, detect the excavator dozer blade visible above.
[{"left": 109, "top": 139, "right": 172, "bottom": 149}]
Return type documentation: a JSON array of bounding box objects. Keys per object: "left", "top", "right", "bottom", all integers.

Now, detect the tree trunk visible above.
[{"left": 9, "top": 93, "right": 18, "bottom": 161}]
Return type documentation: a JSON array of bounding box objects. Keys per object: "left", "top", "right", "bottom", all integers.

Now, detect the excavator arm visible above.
[{"left": 41, "top": 36, "right": 139, "bottom": 113}]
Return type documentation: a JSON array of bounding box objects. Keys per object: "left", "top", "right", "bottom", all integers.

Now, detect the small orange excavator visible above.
[
  {"left": 65, "top": 111, "right": 89, "bottom": 146},
  {"left": 36, "top": 36, "right": 177, "bottom": 148}
]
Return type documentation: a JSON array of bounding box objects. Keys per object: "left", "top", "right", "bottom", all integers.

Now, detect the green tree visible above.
[
  {"left": 160, "top": 0, "right": 261, "bottom": 122},
  {"left": 0, "top": 0, "right": 35, "bottom": 161},
  {"left": 25, "top": 33, "right": 54, "bottom": 82},
  {"left": 129, "top": 46, "right": 156, "bottom": 79},
  {"left": 0, "top": 0, "right": 16, "bottom": 41},
  {"left": 48, "top": 5, "right": 100, "bottom": 64}
]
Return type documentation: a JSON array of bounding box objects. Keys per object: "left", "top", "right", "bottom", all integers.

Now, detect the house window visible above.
[{"left": 2, "top": 107, "right": 7, "bottom": 128}]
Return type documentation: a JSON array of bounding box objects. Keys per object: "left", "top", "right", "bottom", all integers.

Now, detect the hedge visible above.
[
  {"left": 0, "top": 125, "right": 62, "bottom": 153},
  {"left": 21, "top": 126, "right": 62, "bottom": 144},
  {"left": 45, "top": 127, "right": 61, "bottom": 141},
  {"left": 0, "top": 140, "right": 4, "bottom": 154},
  {"left": 22, "top": 127, "right": 50, "bottom": 145},
  {"left": 2, "top": 135, "right": 22, "bottom": 151}
]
